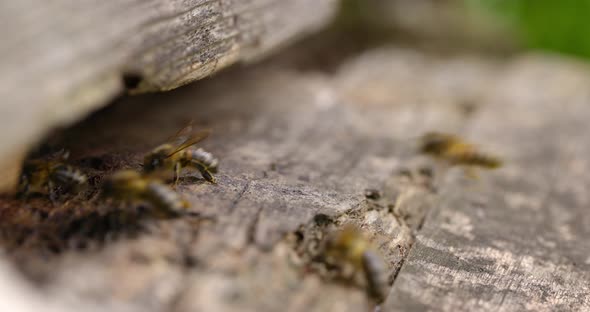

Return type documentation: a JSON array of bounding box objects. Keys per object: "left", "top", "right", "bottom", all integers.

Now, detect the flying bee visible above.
[
  {"left": 143, "top": 124, "right": 219, "bottom": 184},
  {"left": 325, "top": 225, "right": 388, "bottom": 303},
  {"left": 102, "top": 170, "right": 189, "bottom": 218},
  {"left": 419, "top": 132, "right": 502, "bottom": 169},
  {"left": 18, "top": 150, "right": 87, "bottom": 200}
]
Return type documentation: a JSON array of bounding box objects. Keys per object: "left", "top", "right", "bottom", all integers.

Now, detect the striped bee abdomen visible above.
[
  {"left": 189, "top": 148, "right": 218, "bottom": 172},
  {"left": 362, "top": 250, "right": 389, "bottom": 303},
  {"left": 452, "top": 151, "right": 502, "bottom": 169}
]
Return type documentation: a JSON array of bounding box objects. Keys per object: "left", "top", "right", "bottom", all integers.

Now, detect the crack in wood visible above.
[{"left": 227, "top": 180, "right": 251, "bottom": 214}]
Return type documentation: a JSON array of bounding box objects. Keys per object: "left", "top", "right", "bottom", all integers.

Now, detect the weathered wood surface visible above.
[
  {"left": 1, "top": 47, "right": 589, "bottom": 311},
  {"left": 0, "top": 0, "right": 337, "bottom": 192},
  {"left": 384, "top": 56, "right": 590, "bottom": 311}
]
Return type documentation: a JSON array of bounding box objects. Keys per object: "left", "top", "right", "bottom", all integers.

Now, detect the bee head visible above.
[
  {"left": 144, "top": 153, "right": 165, "bottom": 172},
  {"left": 419, "top": 132, "right": 451, "bottom": 154}
]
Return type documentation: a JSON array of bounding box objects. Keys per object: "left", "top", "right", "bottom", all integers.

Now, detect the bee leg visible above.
[
  {"left": 202, "top": 170, "right": 216, "bottom": 184},
  {"left": 47, "top": 181, "right": 58, "bottom": 204},
  {"left": 174, "top": 163, "right": 181, "bottom": 186},
  {"left": 196, "top": 164, "right": 216, "bottom": 184}
]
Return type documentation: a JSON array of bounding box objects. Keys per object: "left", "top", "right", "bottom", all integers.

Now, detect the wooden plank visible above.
[
  {"left": 2, "top": 46, "right": 589, "bottom": 311},
  {"left": 0, "top": 48, "right": 492, "bottom": 311},
  {"left": 0, "top": 0, "right": 337, "bottom": 192},
  {"left": 384, "top": 55, "right": 590, "bottom": 311}
]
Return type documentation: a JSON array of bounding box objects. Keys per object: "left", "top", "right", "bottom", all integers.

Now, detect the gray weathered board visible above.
[
  {"left": 384, "top": 54, "right": 590, "bottom": 311},
  {"left": 0, "top": 48, "right": 589, "bottom": 311},
  {"left": 0, "top": 0, "right": 338, "bottom": 191}
]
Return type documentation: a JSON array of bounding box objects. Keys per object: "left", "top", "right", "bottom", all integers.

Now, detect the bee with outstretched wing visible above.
[{"left": 144, "top": 123, "right": 219, "bottom": 184}]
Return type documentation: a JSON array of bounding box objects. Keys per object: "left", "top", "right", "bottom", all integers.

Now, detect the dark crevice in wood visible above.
[
  {"left": 389, "top": 204, "right": 431, "bottom": 288},
  {"left": 122, "top": 72, "right": 144, "bottom": 90}
]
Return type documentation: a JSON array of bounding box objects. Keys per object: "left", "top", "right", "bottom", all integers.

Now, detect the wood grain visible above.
[
  {"left": 384, "top": 55, "right": 590, "bottom": 311},
  {"left": 0, "top": 0, "right": 337, "bottom": 192}
]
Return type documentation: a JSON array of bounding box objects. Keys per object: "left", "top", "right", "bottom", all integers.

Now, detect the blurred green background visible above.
[
  {"left": 338, "top": 0, "right": 590, "bottom": 59},
  {"left": 469, "top": 0, "right": 590, "bottom": 59}
]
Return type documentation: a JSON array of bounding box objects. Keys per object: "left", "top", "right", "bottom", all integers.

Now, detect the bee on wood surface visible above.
[
  {"left": 325, "top": 225, "right": 388, "bottom": 303},
  {"left": 143, "top": 124, "right": 219, "bottom": 184},
  {"left": 419, "top": 132, "right": 502, "bottom": 169},
  {"left": 18, "top": 151, "right": 87, "bottom": 200},
  {"left": 102, "top": 170, "right": 190, "bottom": 218}
]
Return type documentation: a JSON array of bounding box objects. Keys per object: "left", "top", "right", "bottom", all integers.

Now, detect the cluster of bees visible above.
[
  {"left": 317, "top": 132, "right": 501, "bottom": 303},
  {"left": 16, "top": 127, "right": 500, "bottom": 301},
  {"left": 17, "top": 124, "right": 219, "bottom": 218}
]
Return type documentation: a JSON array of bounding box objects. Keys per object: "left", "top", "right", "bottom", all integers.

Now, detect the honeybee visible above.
[
  {"left": 18, "top": 151, "right": 87, "bottom": 200},
  {"left": 419, "top": 132, "right": 502, "bottom": 169},
  {"left": 325, "top": 225, "right": 388, "bottom": 303},
  {"left": 102, "top": 170, "right": 189, "bottom": 218},
  {"left": 143, "top": 124, "right": 219, "bottom": 184}
]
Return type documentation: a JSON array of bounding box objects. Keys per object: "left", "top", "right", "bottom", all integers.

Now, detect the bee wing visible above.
[
  {"left": 165, "top": 120, "right": 195, "bottom": 144},
  {"left": 165, "top": 129, "right": 211, "bottom": 158}
]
